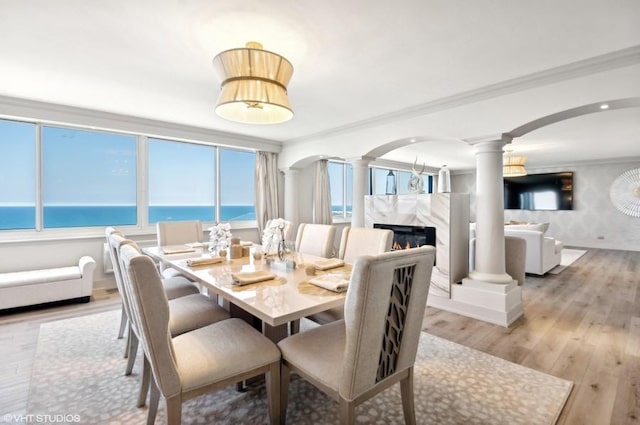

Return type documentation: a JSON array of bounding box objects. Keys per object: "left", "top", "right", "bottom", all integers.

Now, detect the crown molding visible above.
[
  {"left": 0, "top": 95, "right": 282, "bottom": 152},
  {"left": 286, "top": 45, "right": 640, "bottom": 145}
]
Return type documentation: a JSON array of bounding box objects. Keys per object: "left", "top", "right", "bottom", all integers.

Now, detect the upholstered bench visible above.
[{"left": 0, "top": 256, "right": 96, "bottom": 310}]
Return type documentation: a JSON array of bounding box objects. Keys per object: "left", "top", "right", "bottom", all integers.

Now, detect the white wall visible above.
[{"left": 452, "top": 159, "right": 640, "bottom": 251}]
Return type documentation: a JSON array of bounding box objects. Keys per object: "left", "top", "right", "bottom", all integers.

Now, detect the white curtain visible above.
[
  {"left": 313, "top": 160, "right": 333, "bottom": 224},
  {"left": 255, "top": 151, "right": 280, "bottom": 234}
]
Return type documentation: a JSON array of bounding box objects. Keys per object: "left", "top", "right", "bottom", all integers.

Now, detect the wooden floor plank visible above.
[{"left": 0, "top": 248, "right": 638, "bottom": 424}]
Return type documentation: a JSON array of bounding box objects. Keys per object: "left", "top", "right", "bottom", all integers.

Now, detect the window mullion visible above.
[
  {"left": 138, "top": 135, "right": 148, "bottom": 228},
  {"left": 215, "top": 147, "right": 220, "bottom": 222},
  {"left": 35, "top": 123, "right": 43, "bottom": 231}
]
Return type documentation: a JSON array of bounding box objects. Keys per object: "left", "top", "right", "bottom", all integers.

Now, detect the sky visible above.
[{"left": 0, "top": 119, "right": 255, "bottom": 206}]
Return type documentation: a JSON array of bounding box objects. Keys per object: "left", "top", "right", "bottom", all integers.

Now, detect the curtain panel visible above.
[
  {"left": 313, "top": 159, "right": 333, "bottom": 224},
  {"left": 254, "top": 151, "right": 280, "bottom": 234}
]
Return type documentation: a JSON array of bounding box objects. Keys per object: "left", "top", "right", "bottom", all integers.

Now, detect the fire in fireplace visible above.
[{"left": 373, "top": 223, "right": 436, "bottom": 250}]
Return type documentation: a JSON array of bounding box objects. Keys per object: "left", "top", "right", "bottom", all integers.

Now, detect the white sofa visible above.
[
  {"left": 504, "top": 225, "right": 563, "bottom": 275},
  {"left": 0, "top": 256, "right": 96, "bottom": 310}
]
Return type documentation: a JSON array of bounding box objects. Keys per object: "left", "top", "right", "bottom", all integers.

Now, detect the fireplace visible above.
[{"left": 374, "top": 223, "right": 436, "bottom": 250}]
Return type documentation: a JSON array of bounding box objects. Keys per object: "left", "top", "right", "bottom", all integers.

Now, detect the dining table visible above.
[{"left": 143, "top": 245, "right": 349, "bottom": 342}]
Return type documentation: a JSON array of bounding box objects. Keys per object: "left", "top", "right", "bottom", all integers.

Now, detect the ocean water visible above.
[{"left": 0, "top": 205, "right": 255, "bottom": 230}]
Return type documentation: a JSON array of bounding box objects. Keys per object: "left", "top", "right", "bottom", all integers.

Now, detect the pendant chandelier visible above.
[
  {"left": 212, "top": 41, "right": 294, "bottom": 125},
  {"left": 503, "top": 149, "right": 527, "bottom": 177}
]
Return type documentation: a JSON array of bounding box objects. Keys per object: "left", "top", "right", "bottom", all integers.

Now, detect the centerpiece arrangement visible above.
[
  {"left": 207, "top": 222, "right": 232, "bottom": 256},
  {"left": 262, "top": 218, "right": 288, "bottom": 259}
]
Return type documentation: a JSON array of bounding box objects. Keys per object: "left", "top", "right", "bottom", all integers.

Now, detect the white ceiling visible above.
[{"left": 0, "top": 0, "right": 639, "bottom": 169}]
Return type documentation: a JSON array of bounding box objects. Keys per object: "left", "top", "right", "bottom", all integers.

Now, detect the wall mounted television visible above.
[{"left": 504, "top": 172, "right": 574, "bottom": 211}]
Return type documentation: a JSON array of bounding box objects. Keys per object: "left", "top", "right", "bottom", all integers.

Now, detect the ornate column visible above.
[
  {"left": 281, "top": 168, "right": 300, "bottom": 229},
  {"left": 348, "top": 156, "right": 374, "bottom": 228},
  {"left": 454, "top": 134, "right": 523, "bottom": 327},
  {"left": 468, "top": 136, "right": 513, "bottom": 283}
]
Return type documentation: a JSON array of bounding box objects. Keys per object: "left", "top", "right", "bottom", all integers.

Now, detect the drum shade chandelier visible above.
[
  {"left": 503, "top": 148, "right": 527, "bottom": 177},
  {"left": 212, "top": 41, "right": 294, "bottom": 124}
]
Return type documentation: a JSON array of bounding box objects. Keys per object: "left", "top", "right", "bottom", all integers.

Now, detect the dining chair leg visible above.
[
  {"left": 400, "top": 368, "right": 416, "bottom": 425},
  {"left": 279, "top": 363, "right": 290, "bottom": 425},
  {"left": 339, "top": 398, "right": 355, "bottom": 425},
  {"left": 125, "top": 331, "right": 138, "bottom": 376},
  {"left": 117, "top": 304, "right": 127, "bottom": 339},
  {"left": 123, "top": 321, "right": 131, "bottom": 358},
  {"left": 267, "top": 362, "right": 281, "bottom": 425},
  {"left": 137, "top": 356, "right": 151, "bottom": 408},
  {"left": 165, "top": 395, "right": 182, "bottom": 425},
  {"left": 147, "top": 375, "right": 160, "bottom": 425}
]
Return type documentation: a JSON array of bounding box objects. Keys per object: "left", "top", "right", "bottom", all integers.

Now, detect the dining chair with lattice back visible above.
[
  {"left": 278, "top": 246, "right": 436, "bottom": 425},
  {"left": 295, "top": 223, "right": 336, "bottom": 258},
  {"left": 306, "top": 226, "right": 394, "bottom": 325},
  {"left": 105, "top": 227, "right": 200, "bottom": 345},
  {"left": 109, "top": 233, "right": 230, "bottom": 412},
  {"left": 156, "top": 220, "right": 204, "bottom": 278},
  {"left": 120, "top": 244, "right": 282, "bottom": 425}
]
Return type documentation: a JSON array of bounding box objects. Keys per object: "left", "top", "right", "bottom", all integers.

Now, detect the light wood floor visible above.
[{"left": 1, "top": 248, "right": 638, "bottom": 424}]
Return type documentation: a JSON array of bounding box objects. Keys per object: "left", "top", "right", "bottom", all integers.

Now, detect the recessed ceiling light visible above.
[
  {"left": 409, "top": 138, "right": 416, "bottom": 143},
  {"left": 600, "top": 104, "right": 609, "bottom": 110}
]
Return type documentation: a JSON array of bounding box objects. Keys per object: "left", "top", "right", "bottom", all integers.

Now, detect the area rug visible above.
[
  {"left": 27, "top": 310, "right": 572, "bottom": 424},
  {"left": 549, "top": 248, "right": 588, "bottom": 274}
]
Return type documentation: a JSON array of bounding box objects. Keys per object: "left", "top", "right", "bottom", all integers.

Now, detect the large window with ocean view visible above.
[
  {"left": 328, "top": 161, "right": 352, "bottom": 218},
  {"left": 42, "top": 126, "right": 137, "bottom": 228},
  {"left": 0, "top": 119, "right": 37, "bottom": 230},
  {"left": 148, "top": 138, "right": 216, "bottom": 223},
  {"left": 219, "top": 148, "right": 256, "bottom": 221}
]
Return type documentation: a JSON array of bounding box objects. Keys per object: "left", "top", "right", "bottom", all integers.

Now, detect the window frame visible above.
[{"left": 0, "top": 118, "right": 258, "bottom": 239}]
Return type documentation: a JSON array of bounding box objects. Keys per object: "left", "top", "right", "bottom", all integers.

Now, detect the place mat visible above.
[
  {"left": 186, "top": 256, "right": 225, "bottom": 267},
  {"left": 231, "top": 270, "right": 276, "bottom": 286},
  {"left": 161, "top": 245, "right": 196, "bottom": 255},
  {"left": 308, "top": 274, "right": 349, "bottom": 292},
  {"left": 311, "top": 258, "right": 345, "bottom": 271}
]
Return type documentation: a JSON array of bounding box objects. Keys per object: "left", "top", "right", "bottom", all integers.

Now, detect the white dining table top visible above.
[{"left": 143, "top": 246, "right": 348, "bottom": 327}]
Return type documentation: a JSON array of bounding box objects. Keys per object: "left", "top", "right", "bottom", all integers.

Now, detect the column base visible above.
[{"left": 427, "top": 277, "right": 523, "bottom": 327}]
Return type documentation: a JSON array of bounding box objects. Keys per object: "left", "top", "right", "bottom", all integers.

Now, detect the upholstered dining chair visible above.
[
  {"left": 109, "top": 233, "right": 230, "bottom": 409},
  {"left": 338, "top": 226, "right": 394, "bottom": 264},
  {"left": 278, "top": 246, "right": 435, "bottom": 425},
  {"left": 505, "top": 236, "right": 527, "bottom": 285},
  {"left": 105, "top": 227, "right": 200, "bottom": 342},
  {"left": 306, "top": 226, "right": 394, "bottom": 325},
  {"left": 156, "top": 220, "right": 203, "bottom": 278},
  {"left": 120, "top": 244, "right": 281, "bottom": 425},
  {"left": 295, "top": 223, "right": 336, "bottom": 258}
]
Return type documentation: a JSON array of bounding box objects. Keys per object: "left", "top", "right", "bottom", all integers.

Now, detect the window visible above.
[
  {"left": 328, "top": 161, "right": 352, "bottom": 218},
  {"left": 42, "top": 126, "right": 137, "bottom": 228},
  {"left": 219, "top": 148, "right": 256, "bottom": 221},
  {"left": 0, "top": 119, "right": 36, "bottom": 230},
  {"left": 0, "top": 120, "right": 258, "bottom": 232},
  {"left": 148, "top": 138, "right": 216, "bottom": 223}
]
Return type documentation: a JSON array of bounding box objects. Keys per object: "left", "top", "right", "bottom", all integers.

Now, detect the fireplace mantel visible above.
[{"left": 365, "top": 193, "right": 470, "bottom": 299}]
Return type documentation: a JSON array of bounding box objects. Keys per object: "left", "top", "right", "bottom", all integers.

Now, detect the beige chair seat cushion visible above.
[
  {"left": 162, "top": 275, "right": 200, "bottom": 300},
  {"left": 168, "top": 294, "right": 230, "bottom": 336},
  {"left": 278, "top": 320, "right": 345, "bottom": 391},
  {"left": 173, "top": 318, "right": 281, "bottom": 393}
]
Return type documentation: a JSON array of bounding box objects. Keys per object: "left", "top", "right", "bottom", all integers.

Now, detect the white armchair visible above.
[{"left": 503, "top": 228, "right": 563, "bottom": 275}]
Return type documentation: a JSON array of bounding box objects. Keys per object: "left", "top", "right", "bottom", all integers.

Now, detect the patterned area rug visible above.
[{"left": 27, "top": 310, "right": 572, "bottom": 424}]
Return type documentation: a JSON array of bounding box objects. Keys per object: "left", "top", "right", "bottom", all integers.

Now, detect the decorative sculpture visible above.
[{"left": 408, "top": 158, "right": 425, "bottom": 193}]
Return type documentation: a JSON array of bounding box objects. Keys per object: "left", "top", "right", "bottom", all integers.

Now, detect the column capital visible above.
[
  {"left": 465, "top": 133, "right": 513, "bottom": 146},
  {"left": 346, "top": 156, "right": 375, "bottom": 168}
]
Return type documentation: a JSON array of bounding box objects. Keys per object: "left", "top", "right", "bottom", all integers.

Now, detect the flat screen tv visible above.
[{"left": 504, "top": 172, "right": 574, "bottom": 211}]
